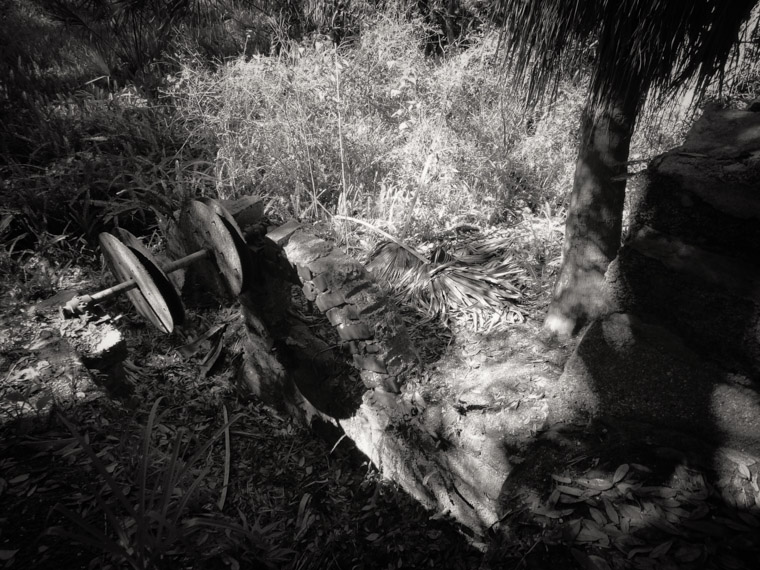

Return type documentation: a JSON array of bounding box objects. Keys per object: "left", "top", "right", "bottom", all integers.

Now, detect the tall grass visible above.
[
  {"left": 48, "top": 399, "right": 290, "bottom": 569},
  {"left": 168, "top": 16, "right": 590, "bottom": 239}
]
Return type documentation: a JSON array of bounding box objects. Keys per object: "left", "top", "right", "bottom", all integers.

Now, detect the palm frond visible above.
[
  {"left": 497, "top": 0, "right": 760, "bottom": 115},
  {"left": 368, "top": 236, "right": 526, "bottom": 331}
]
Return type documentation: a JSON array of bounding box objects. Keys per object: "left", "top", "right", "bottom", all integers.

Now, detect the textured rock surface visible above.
[
  {"left": 596, "top": 108, "right": 760, "bottom": 449},
  {"left": 284, "top": 230, "right": 420, "bottom": 394},
  {"left": 606, "top": 108, "right": 760, "bottom": 380},
  {"left": 559, "top": 313, "right": 760, "bottom": 455},
  {"left": 550, "top": 107, "right": 760, "bottom": 486}
]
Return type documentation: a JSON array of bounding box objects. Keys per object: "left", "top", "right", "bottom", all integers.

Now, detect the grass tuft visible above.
[{"left": 47, "top": 399, "right": 288, "bottom": 569}]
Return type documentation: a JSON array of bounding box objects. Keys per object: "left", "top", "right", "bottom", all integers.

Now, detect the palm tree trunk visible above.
[{"left": 544, "top": 85, "right": 640, "bottom": 337}]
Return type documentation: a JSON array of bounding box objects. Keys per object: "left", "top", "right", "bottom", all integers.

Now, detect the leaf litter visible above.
[
  {"left": 0, "top": 268, "right": 487, "bottom": 569},
  {"left": 502, "top": 455, "right": 760, "bottom": 569}
]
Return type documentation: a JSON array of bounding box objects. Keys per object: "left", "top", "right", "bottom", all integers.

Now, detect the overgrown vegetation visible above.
[{"left": 2, "top": 0, "right": 760, "bottom": 567}]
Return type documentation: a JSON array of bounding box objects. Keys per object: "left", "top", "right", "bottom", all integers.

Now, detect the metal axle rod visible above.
[{"left": 83, "top": 248, "right": 208, "bottom": 306}]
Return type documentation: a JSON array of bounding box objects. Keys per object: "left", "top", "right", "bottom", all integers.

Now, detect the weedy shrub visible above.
[
  {"left": 0, "top": 79, "right": 215, "bottom": 257},
  {"left": 47, "top": 399, "right": 290, "bottom": 569},
  {"left": 42, "top": 0, "right": 254, "bottom": 85},
  {"left": 0, "top": 196, "right": 93, "bottom": 302},
  {"left": 168, "top": 17, "right": 426, "bottom": 215},
  {"left": 168, "top": 15, "right": 588, "bottom": 240},
  {"left": 5, "top": 1, "right": 739, "bottom": 278}
]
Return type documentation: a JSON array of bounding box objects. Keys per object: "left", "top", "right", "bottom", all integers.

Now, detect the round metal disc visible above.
[
  {"left": 184, "top": 200, "right": 252, "bottom": 296},
  {"left": 99, "top": 233, "right": 178, "bottom": 334},
  {"left": 200, "top": 198, "right": 246, "bottom": 237},
  {"left": 115, "top": 229, "right": 185, "bottom": 331},
  {"left": 200, "top": 199, "right": 254, "bottom": 284}
]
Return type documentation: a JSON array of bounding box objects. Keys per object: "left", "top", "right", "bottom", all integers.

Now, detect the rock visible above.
[
  {"left": 669, "top": 108, "right": 760, "bottom": 159},
  {"left": 284, "top": 230, "right": 420, "bottom": 393},
  {"left": 499, "top": 108, "right": 760, "bottom": 543},
  {"left": 579, "top": 104, "right": 760, "bottom": 463},
  {"left": 608, "top": 106, "right": 760, "bottom": 380},
  {"left": 221, "top": 196, "right": 264, "bottom": 229},
  {"left": 559, "top": 313, "right": 760, "bottom": 456}
]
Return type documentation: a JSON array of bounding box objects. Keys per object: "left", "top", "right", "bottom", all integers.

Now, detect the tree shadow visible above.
[
  {"left": 493, "top": 152, "right": 760, "bottom": 568},
  {"left": 492, "top": 411, "right": 760, "bottom": 569}
]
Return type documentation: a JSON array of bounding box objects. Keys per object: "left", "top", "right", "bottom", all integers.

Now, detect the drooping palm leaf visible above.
[
  {"left": 368, "top": 234, "right": 526, "bottom": 330},
  {"left": 496, "top": 0, "right": 759, "bottom": 115}
]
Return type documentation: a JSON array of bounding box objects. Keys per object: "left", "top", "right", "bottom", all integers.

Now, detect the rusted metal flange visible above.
[
  {"left": 183, "top": 200, "right": 252, "bottom": 296},
  {"left": 99, "top": 233, "right": 182, "bottom": 334},
  {"left": 115, "top": 228, "right": 186, "bottom": 331}
]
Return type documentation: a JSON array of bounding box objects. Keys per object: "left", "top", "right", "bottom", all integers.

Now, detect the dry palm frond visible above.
[
  {"left": 368, "top": 235, "right": 526, "bottom": 331},
  {"left": 496, "top": 0, "right": 759, "bottom": 117}
]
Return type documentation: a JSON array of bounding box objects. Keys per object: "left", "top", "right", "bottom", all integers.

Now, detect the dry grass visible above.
[{"left": 167, "top": 18, "right": 587, "bottom": 238}]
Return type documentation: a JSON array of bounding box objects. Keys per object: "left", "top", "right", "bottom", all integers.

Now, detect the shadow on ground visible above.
[{"left": 491, "top": 107, "right": 760, "bottom": 569}]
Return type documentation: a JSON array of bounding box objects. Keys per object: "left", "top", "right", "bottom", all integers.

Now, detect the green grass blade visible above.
[
  {"left": 49, "top": 504, "right": 130, "bottom": 563},
  {"left": 58, "top": 414, "right": 137, "bottom": 519},
  {"left": 174, "top": 414, "right": 243, "bottom": 485},
  {"left": 217, "top": 404, "right": 231, "bottom": 512},
  {"left": 154, "top": 428, "right": 185, "bottom": 552},
  {"left": 138, "top": 398, "right": 164, "bottom": 553},
  {"left": 171, "top": 464, "right": 211, "bottom": 530}
]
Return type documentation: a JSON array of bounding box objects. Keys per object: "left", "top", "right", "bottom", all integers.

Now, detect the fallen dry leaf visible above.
[
  {"left": 557, "top": 485, "right": 583, "bottom": 497},
  {"left": 673, "top": 542, "right": 702, "bottom": 563},
  {"left": 588, "top": 506, "right": 606, "bottom": 526},
  {"left": 534, "top": 505, "right": 574, "bottom": 519},
  {"left": 576, "top": 520, "right": 609, "bottom": 545},
  {"left": 578, "top": 477, "right": 613, "bottom": 491},
  {"left": 613, "top": 464, "right": 629, "bottom": 484},
  {"left": 571, "top": 549, "right": 611, "bottom": 570},
  {"left": 602, "top": 498, "right": 619, "bottom": 525},
  {"left": 648, "top": 539, "right": 673, "bottom": 558},
  {"left": 627, "top": 545, "right": 654, "bottom": 559},
  {"left": 8, "top": 473, "right": 29, "bottom": 485}
]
